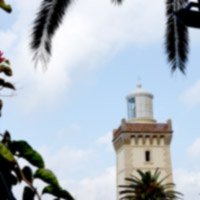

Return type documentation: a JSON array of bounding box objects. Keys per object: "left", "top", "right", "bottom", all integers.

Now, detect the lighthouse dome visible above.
[
  {"left": 126, "top": 83, "right": 155, "bottom": 123},
  {"left": 126, "top": 83, "right": 153, "bottom": 99}
]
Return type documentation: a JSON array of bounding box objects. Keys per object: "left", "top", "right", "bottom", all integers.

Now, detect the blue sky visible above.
[{"left": 1, "top": 0, "right": 200, "bottom": 199}]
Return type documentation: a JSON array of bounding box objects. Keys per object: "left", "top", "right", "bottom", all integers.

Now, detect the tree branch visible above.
[{"left": 15, "top": 162, "right": 42, "bottom": 200}]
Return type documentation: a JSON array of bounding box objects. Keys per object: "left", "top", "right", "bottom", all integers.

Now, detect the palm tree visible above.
[
  {"left": 113, "top": 0, "right": 190, "bottom": 73},
  {"left": 31, "top": 0, "right": 73, "bottom": 68},
  {"left": 165, "top": 0, "right": 189, "bottom": 73},
  {"left": 119, "top": 169, "right": 182, "bottom": 200},
  {"left": 31, "top": 0, "right": 192, "bottom": 72}
]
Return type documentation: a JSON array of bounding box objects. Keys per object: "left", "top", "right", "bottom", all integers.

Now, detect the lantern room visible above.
[{"left": 126, "top": 83, "right": 154, "bottom": 121}]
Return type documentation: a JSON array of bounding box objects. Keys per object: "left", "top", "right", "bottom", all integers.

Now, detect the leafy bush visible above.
[{"left": 0, "top": 53, "right": 74, "bottom": 200}]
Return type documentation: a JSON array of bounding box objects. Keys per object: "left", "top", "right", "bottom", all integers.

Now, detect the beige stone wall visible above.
[{"left": 115, "top": 134, "right": 173, "bottom": 200}]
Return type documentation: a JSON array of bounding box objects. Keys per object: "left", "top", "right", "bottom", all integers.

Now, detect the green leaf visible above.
[
  {"left": 0, "top": 78, "right": 5, "bottom": 85},
  {"left": 42, "top": 185, "right": 74, "bottom": 200},
  {"left": 10, "top": 173, "right": 18, "bottom": 186},
  {"left": 0, "top": 142, "right": 14, "bottom": 162},
  {"left": 3, "top": 82, "right": 15, "bottom": 90},
  {"left": 4, "top": 59, "right": 10, "bottom": 65},
  {"left": 12, "top": 141, "right": 45, "bottom": 168},
  {"left": 23, "top": 166, "right": 33, "bottom": 183},
  {"left": 0, "top": 166, "right": 18, "bottom": 187},
  {"left": 0, "top": 65, "right": 12, "bottom": 76},
  {"left": 23, "top": 186, "right": 35, "bottom": 200},
  {"left": 60, "top": 189, "right": 74, "bottom": 200},
  {"left": 2, "top": 130, "right": 11, "bottom": 145},
  {"left": 0, "top": 2, "right": 12, "bottom": 13},
  {"left": 13, "top": 165, "right": 22, "bottom": 182},
  {"left": 34, "top": 169, "right": 59, "bottom": 187},
  {"left": 42, "top": 185, "right": 59, "bottom": 196},
  {"left": 0, "top": 79, "right": 15, "bottom": 90},
  {"left": 0, "top": 99, "right": 2, "bottom": 110}
]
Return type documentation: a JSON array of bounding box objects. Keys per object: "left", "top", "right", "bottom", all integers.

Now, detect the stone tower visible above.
[{"left": 113, "top": 83, "right": 173, "bottom": 200}]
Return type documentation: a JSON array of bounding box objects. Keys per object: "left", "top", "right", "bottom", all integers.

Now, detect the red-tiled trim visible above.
[{"left": 113, "top": 123, "right": 172, "bottom": 140}]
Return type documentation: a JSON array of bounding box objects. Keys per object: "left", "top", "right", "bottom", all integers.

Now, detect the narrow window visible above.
[
  {"left": 127, "top": 97, "right": 135, "bottom": 119},
  {"left": 145, "top": 151, "right": 150, "bottom": 162}
]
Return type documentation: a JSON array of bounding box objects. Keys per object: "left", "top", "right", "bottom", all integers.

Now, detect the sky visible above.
[{"left": 1, "top": 0, "right": 200, "bottom": 199}]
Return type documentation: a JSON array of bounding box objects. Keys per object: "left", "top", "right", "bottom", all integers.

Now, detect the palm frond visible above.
[
  {"left": 165, "top": 0, "right": 189, "bottom": 73},
  {"left": 161, "top": 182, "right": 175, "bottom": 189},
  {"left": 120, "top": 195, "right": 136, "bottom": 200},
  {"left": 119, "top": 190, "right": 135, "bottom": 194},
  {"left": 30, "top": 0, "right": 72, "bottom": 68},
  {"left": 125, "top": 177, "right": 141, "bottom": 184},
  {"left": 111, "top": 0, "right": 124, "bottom": 4},
  {"left": 158, "top": 173, "right": 172, "bottom": 185},
  {"left": 119, "top": 184, "right": 132, "bottom": 188},
  {"left": 153, "top": 168, "right": 161, "bottom": 181},
  {"left": 119, "top": 169, "right": 182, "bottom": 200}
]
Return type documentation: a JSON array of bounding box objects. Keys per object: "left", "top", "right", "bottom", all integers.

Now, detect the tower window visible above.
[
  {"left": 145, "top": 151, "right": 150, "bottom": 162},
  {"left": 127, "top": 97, "right": 136, "bottom": 119}
]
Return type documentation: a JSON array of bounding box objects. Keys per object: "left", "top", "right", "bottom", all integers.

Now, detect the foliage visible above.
[
  {"left": 0, "top": 0, "right": 12, "bottom": 13},
  {"left": 30, "top": 0, "right": 191, "bottom": 72},
  {"left": 0, "top": 3, "right": 74, "bottom": 199},
  {"left": 113, "top": 0, "right": 189, "bottom": 73},
  {"left": 0, "top": 4, "right": 75, "bottom": 197},
  {"left": 30, "top": 0, "right": 72, "bottom": 68},
  {"left": 0, "top": 51, "right": 74, "bottom": 200},
  {"left": 165, "top": 0, "right": 189, "bottom": 73},
  {"left": 119, "top": 169, "right": 183, "bottom": 200},
  {"left": 0, "top": 51, "right": 15, "bottom": 117}
]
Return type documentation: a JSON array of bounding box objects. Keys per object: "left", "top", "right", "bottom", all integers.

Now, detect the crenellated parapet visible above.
[{"left": 113, "top": 119, "right": 173, "bottom": 151}]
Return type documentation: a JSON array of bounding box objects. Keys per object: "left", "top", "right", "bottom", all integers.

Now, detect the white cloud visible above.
[
  {"left": 174, "top": 139, "right": 200, "bottom": 199},
  {"left": 1, "top": 0, "right": 166, "bottom": 113},
  {"left": 187, "top": 137, "right": 200, "bottom": 158},
  {"left": 174, "top": 168, "right": 200, "bottom": 200},
  {"left": 62, "top": 167, "right": 116, "bottom": 200},
  {"left": 96, "top": 131, "right": 113, "bottom": 152},
  {"left": 180, "top": 80, "right": 200, "bottom": 109},
  {"left": 39, "top": 145, "right": 93, "bottom": 178}
]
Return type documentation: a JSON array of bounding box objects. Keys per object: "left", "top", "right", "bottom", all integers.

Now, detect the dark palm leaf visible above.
[
  {"left": 111, "top": 0, "right": 124, "bottom": 4},
  {"left": 31, "top": 0, "right": 72, "bottom": 68},
  {"left": 119, "top": 169, "right": 183, "bottom": 200},
  {"left": 165, "top": 0, "right": 189, "bottom": 73},
  {"left": 120, "top": 190, "right": 135, "bottom": 194},
  {"left": 120, "top": 195, "right": 137, "bottom": 200}
]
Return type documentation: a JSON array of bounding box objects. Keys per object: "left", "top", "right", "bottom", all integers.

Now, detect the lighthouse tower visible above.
[{"left": 113, "top": 83, "right": 173, "bottom": 200}]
